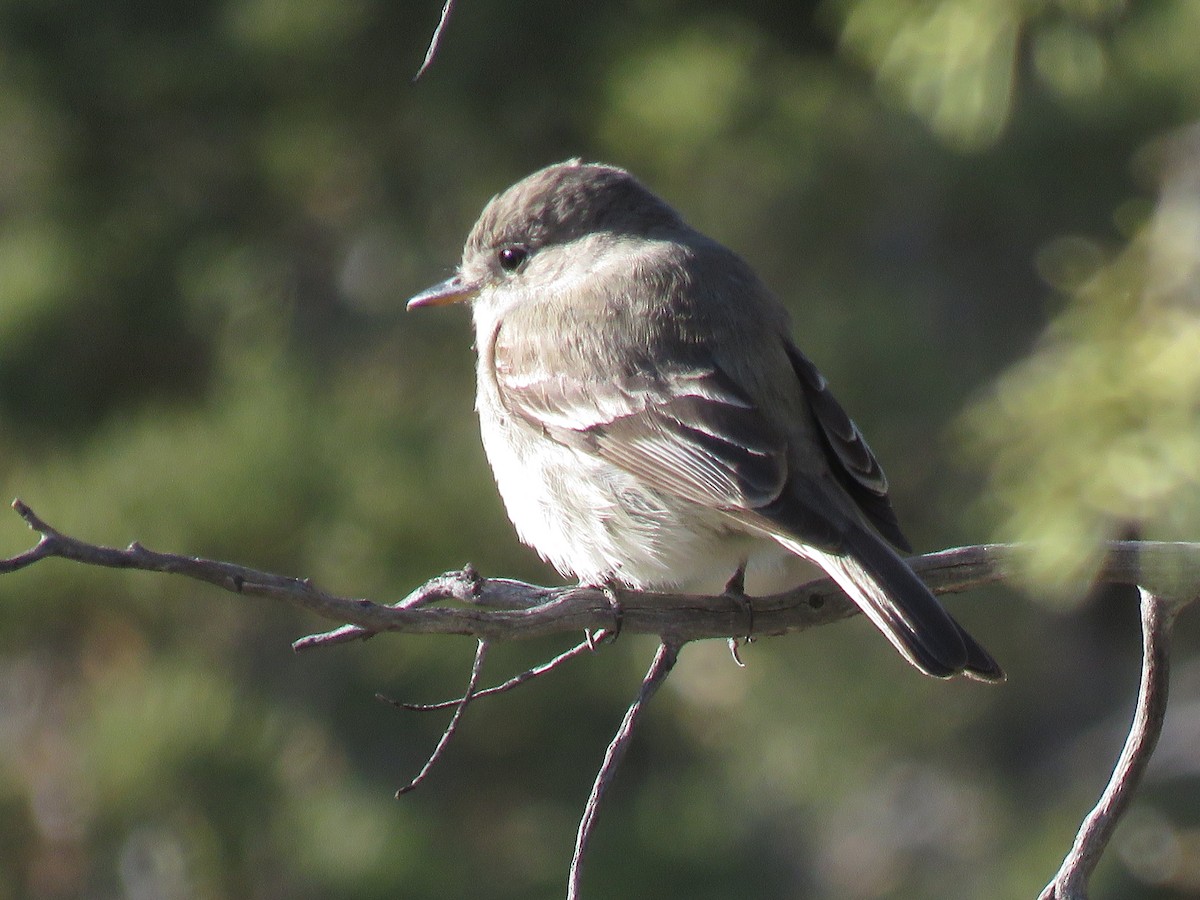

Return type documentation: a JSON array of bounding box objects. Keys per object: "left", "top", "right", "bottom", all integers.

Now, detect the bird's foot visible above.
[
  {"left": 722, "top": 564, "right": 754, "bottom": 641},
  {"left": 584, "top": 582, "right": 624, "bottom": 648}
]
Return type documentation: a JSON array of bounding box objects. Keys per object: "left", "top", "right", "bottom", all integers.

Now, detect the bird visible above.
[{"left": 407, "top": 159, "right": 1002, "bottom": 681}]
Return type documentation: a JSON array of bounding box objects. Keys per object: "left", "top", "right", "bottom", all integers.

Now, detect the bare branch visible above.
[
  {"left": 568, "top": 640, "right": 681, "bottom": 900},
  {"left": 1039, "top": 587, "right": 1187, "bottom": 900},
  {"left": 1, "top": 500, "right": 387, "bottom": 622},
  {"left": 6, "top": 500, "right": 1198, "bottom": 646},
  {"left": 413, "top": 0, "right": 458, "bottom": 82}
]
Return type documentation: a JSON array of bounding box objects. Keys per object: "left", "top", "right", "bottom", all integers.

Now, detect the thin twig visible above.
[
  {"left": 1039, "top": 587, "right": 1181, "bottom": 899},
  {"left": 413, "top": 0, "right": 458, "bottom": 82},
  {"left": 396, "top": 638, "right": 490, "bottom": 796},
  {"left": 380, "top": 631, "right": 608, "bottom": 712},
  {"left": 567, "top": 640, "right": 681, "bottom": 900}
]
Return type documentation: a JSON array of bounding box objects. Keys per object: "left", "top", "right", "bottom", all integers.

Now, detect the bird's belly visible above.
[{"left": 479, "top": 408, "right": 814, "bottom": 595}]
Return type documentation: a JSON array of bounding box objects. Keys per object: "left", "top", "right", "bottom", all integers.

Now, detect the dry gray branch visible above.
[
  {"left": 568, "top": 640, "right": 681, "bottom": 900},
  {"left": 1039, "top": 587, "right": 1189, "bottom": 900},
  {"left": 5, "top": 499, "right": 1197, "bottom": 644}
]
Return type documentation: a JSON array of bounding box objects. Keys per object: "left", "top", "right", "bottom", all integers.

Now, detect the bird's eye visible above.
[{"left": 497, "top": 246, "right": 528, "bottom": 272}]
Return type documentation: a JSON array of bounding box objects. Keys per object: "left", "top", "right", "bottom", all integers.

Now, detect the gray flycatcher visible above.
[{"left": 408, "top": 160, "right": 1002, "bottom": 681}]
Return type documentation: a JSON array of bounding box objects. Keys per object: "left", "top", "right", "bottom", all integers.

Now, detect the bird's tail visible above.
[{"left": 774, "top": 527, "right": 1003, "bottom": 682}]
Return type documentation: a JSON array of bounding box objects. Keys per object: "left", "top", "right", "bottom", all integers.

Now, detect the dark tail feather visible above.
[
  {"left": 954, "top": 619, "right": 1005, "bottom": 683},
  {"left": 777, "top": 526, "right": 1004, "bottom": 681}
]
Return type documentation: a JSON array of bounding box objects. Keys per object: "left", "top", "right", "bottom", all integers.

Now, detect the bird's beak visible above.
[{"left": 406, "top": 273, "right": 481, "bottom": 310}]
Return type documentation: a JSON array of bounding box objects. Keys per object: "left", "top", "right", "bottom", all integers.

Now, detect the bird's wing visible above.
[
  {"left": 493, "top": 328, "right": 911, "bottom": 551},
  {"left": 784, "top": 343, "right": 911, "bottom": 551},
  {"left": 495, "top": 358, "right": 790, "bottom": 512}
]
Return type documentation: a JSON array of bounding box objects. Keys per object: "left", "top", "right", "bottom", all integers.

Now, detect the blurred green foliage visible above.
[
  {"left": 968, "top": 131, "right": 1200, "bottom": 597},
  {"left": 0, "top": 0, "right": 1198, "bottom": 898}
]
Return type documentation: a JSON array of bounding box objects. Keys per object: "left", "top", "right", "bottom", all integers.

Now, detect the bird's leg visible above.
[
  {"left": 723, "top": 563, "right": 753, "bottom": 665},
  {"left": 601, "top": 583, "right": 624, "bottom": 638},
  {"left": 723, "top": 562, "right": 753, "bottom": 632},
  {"left": 723, "top": 563, "right": 747, "bottom": 597},
  {"left": 583, "top": 581, "right": 624, "bottom": 649}
]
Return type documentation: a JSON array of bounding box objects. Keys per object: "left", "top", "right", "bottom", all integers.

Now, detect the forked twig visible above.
[
  {"left": 395, "top": 638, "right": 489, "bottom": 796},
  {"left": 290, "top": 569, "right": 491, "bottom": 651},
  {"left": 383, "top": 631, "right": 608, "bottom": 712},
  {"left": 568, "top": 640, "right": 681, "bottom": 900},
  {"left": 1039, "top": 587, "right": 1182, "bottom": 899}
]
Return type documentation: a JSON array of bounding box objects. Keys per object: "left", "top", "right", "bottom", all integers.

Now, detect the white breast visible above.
[{"left": 472, "top": 325, "right": 807, "bottom": 595}]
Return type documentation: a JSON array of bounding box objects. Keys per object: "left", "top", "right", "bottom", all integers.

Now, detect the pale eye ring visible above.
[{"left": 497, "top": 245, "right": 528, "bottom": 272}]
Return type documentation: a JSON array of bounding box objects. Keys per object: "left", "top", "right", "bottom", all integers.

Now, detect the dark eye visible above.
[{"left": 497, "top": 246, "right": 528, "bottom": 272}]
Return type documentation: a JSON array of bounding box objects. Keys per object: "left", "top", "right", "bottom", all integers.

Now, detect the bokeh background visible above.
[{"left": 2, "top": 0, "right": 1200, "bottom": 897}]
